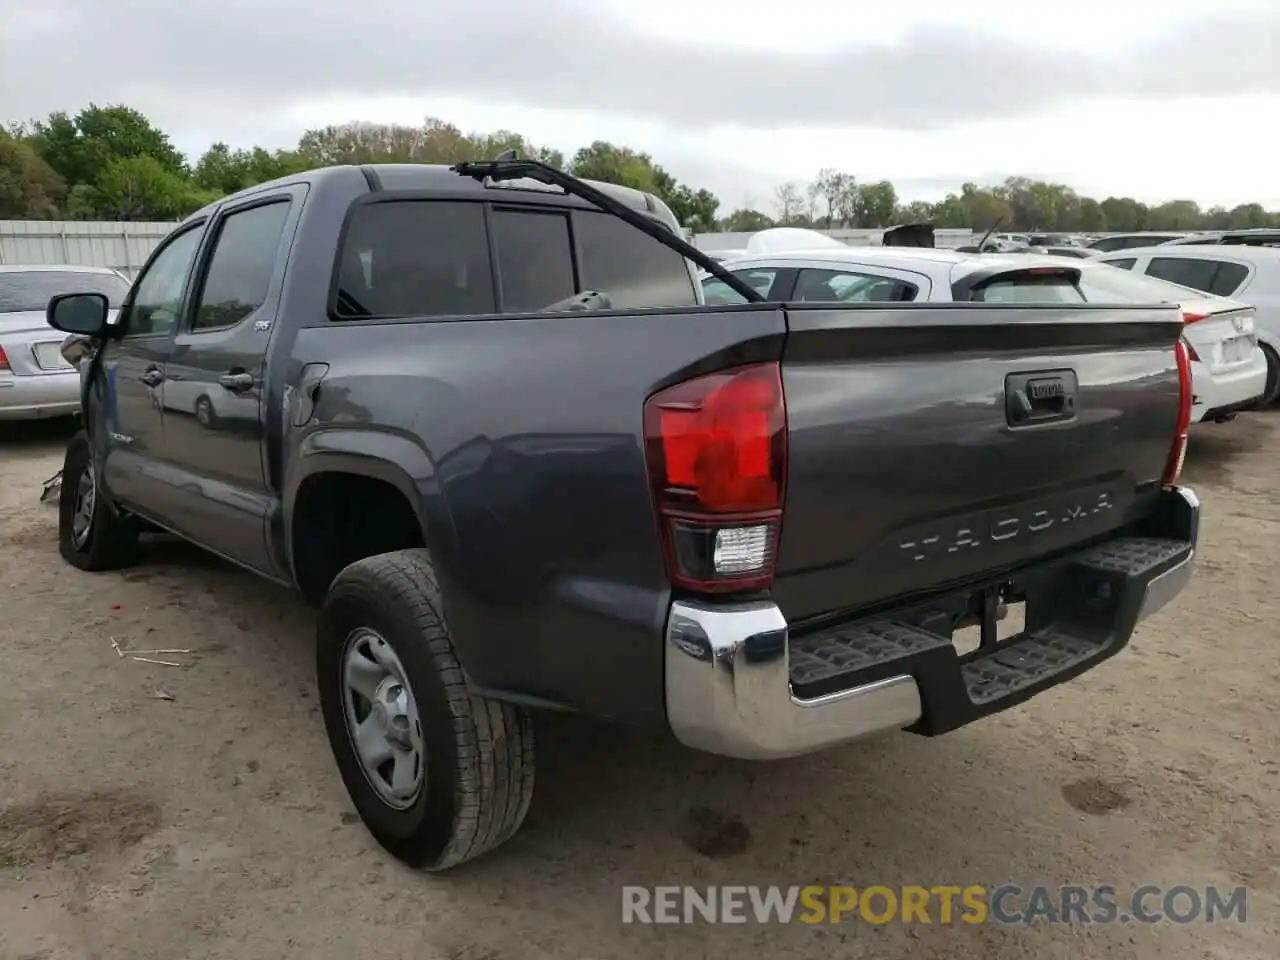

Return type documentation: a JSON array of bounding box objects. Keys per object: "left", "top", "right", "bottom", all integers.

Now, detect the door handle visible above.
[
  {"left": 139, "top": 368, "right": 163, "bottom": 387},
  {"left": 219, "top": 371, "right": 255, "bottom": 393}
]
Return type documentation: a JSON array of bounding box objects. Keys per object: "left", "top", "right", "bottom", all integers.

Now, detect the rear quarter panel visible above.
[{"left": 284, "top": 306, "right": 787, "bottom": 726}]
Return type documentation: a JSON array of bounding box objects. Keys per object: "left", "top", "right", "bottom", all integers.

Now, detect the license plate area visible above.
[
  {"left": 949, "top": 584, "right": 1026, "bottom": 658},
  {"left": 32, "top": 341, "right": 72, "bottom": 371},
  {"left": 1220, "top": 336, "right": 1253, "bottom": 365}
]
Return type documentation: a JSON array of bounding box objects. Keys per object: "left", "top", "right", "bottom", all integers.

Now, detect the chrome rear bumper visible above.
[{"left": 665, "top": 486, "right": 1199, "bottom": 760}]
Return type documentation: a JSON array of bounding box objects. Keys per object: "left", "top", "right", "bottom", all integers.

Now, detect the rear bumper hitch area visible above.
[{"left": 664, "top": 485, "right": 1199, "bottom": 760}]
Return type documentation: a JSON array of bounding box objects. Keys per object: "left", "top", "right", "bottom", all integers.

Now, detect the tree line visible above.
[{"left": 2, "top": 103, "right": 1277, "bottom": 234}]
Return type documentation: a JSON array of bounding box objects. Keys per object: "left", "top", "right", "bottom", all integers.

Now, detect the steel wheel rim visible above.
[
  {"left": 196, "top": 399, "right": 210, "bottom": 426},
  {"left": 340, "top": 627, "right": 426, "bottom": 810},
  {"left": 71, "top": 465, "right": 96, "bottom": 548}
]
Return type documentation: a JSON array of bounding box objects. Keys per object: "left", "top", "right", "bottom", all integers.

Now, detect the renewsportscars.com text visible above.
[{"left": 621, "top": 884, "right": 1248, "bottom": 925}]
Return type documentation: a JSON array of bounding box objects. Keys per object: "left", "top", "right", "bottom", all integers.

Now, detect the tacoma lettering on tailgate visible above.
[{"left": 899, "top": 492, "right": 1114, "bottom": 563}]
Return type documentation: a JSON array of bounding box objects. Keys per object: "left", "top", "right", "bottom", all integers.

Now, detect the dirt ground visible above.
[{"left": 1, "top": 416, "right": 1277, "bottom": 960}]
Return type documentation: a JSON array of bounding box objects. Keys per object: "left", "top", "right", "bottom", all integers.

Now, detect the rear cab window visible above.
[{"left": 332, "top": 198, "right": 699, "bottom": 320}]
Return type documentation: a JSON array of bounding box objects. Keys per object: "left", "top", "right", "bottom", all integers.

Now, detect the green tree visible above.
[
  {"left": 193, "top": 143, "right": 314, "bottom": 194},
  {"left": 934, "top": 183, "right": 1010, "bottom": 230},
  {"left": 30, "top": 104, "right": 186, "bottom": 190},
  {"left": 773, "top": 182, "right": 808, "bottom": 225},
  {"left": 1077, "top": 197, "right": 1106, "bottom": 232},
  {"left": 1099, "top": 197, "right": 1147, "bottom": 232},
  {"left": 1146, "top": 200, "right": 1202, "bottom": 231},
  {"left": 658, "top": 179, "right": 719, "bottom": 232},
  {"left": 721, "top": 208, "right": 775, "bottom": 232},
  {"left": 854, "top": 180, "right": 898, "bottom": 228},
  {"left": 94, "top": 155, "right": 192, "bottom": 219},
  {"left": 0, "top": 132, "right": 66, "bottom": 217},
  {"left": 895, "top": 200, "right": 936, "bottom": 224},
  {"left": 1228, "top": 203, "right": 1269, "bottom": 229},
  {"left": 570, "top": 141, "right": 662, "bottom": 192},
  {"left": 809, "top": 168, "right": 850, "bottom": 227}
]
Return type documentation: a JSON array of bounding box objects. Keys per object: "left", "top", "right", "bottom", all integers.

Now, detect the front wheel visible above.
[
  {"left": 57, "top": 431, "right": 141, "bottom": 571},
  {"left": 316, "top": 549, "right": 535, "bottom": 870}
]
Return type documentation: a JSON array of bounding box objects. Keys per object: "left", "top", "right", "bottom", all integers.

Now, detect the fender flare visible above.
[{"left": 281, "top": 427, "right": 460, "bottom": 591}]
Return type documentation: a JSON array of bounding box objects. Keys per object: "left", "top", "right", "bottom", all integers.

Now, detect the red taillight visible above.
[
  {"left": 1181, "top": 311, "right": 1207, "bottom": 325},
  {"left": 1164, "top": 339, "right": 1193, "bottom": 485},
  {"left": 0, "top": 346, "right": 8, "bottom": 370},
  {"left": 643, "top": 363, "right": 787, "bottom": 593}
]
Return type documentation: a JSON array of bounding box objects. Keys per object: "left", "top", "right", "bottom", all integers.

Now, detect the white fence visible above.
[{"left": 0, "top": 220, "right": 177, "bottom": 278}]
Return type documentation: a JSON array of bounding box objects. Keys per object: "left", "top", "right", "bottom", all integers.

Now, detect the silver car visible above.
[{"left": 0, "top": 265, "right": 131, "bottom": 420}]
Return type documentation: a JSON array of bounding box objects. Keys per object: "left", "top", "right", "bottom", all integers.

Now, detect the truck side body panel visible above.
[{"left": 285, "top": 306, "right": 788, "bottom": 726}]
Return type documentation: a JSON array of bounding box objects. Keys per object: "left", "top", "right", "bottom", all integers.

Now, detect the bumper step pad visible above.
[{"left": 787, "top": 535, "right": 1192, "bottom": 735}]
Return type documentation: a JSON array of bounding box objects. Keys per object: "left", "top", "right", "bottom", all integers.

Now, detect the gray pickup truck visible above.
[{"left": 45, "top": 158, "right": 1199, "bottom": 871}]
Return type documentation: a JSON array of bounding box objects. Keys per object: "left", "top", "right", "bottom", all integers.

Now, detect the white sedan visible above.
[
  {"left": 1, "top": 265, "right": 131, "bottom": 421},
  {"left": 702, "top": 245, "right": 1267, "bottom": 425}
]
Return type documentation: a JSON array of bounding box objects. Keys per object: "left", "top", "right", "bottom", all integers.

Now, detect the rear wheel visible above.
[
  {"left": 195, "top": 395, "right": 216, "bottom": 428},
  {"left": 316, "top": 549, "right": 535, "bottom": 870},
  {"left": 1257, "top": 343, "right": 1280, "bottom": 408},
  {"left": 58, "top": 431, "right": 141, "bottom": 571}
]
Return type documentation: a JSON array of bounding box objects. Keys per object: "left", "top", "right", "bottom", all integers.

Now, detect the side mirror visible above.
[{"left": 47, "top": 292, "right": 110, "bottom": 337}]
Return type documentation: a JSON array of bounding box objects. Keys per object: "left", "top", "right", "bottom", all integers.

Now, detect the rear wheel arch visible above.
[
  {"left": 1255, "top": 337, "right": 1280, "bottom": 407},
  {"left": 284, "top": 436, "right": 458, "bottom": 606}
]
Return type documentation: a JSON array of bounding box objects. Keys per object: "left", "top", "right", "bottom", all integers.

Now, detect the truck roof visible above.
[{"left": 187, "top": 162, "right": 681, "bottom": 231}]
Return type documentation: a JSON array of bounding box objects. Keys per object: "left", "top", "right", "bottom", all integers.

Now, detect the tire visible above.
[
  {"left": 1257, "top": 343, "right": 1280, "bottom": 408},
  {"left": 194, "top": 395, "right": 216, "bottom": 428},
  {"left": 57, "top": 431, "right": 141, "bottom": 571},
  {"left": 316, "top": 549, "right": 535, "bottom": 870}
]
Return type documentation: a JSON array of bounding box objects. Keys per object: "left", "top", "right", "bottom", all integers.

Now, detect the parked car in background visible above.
[
  {"left": 1035, "top": 246, "right": 1097, "bottom": 259},
  {"left": 1027, "top": 233, "right": 1075, "bottom": 247},
  {"left": 1162, "top": 229, "right": 1280, "bottom": 248},
  {"left": 1, "top": 265, "right": 131, "bottom": 421},
  {"left": 702, "top": 248, "right": 748, "bottom": 263},
  {"left": 700, "top": 247, "right": 1266, "bottom": 422},
  {"left": 1087, "top": 233, "right": 1190, "bottom": 252},
  {"left": 1094, "top": 245, "right": 1280, "bottom": 406}
]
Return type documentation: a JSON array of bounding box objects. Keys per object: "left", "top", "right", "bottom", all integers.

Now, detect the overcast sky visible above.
[{"left": 4, "top": 0, "right": 1278, "bottom": 212}]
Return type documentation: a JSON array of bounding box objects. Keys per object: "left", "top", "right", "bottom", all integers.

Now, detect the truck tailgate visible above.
[{"left": 773, "top": 303, "right": 1186, "bottom": 623}]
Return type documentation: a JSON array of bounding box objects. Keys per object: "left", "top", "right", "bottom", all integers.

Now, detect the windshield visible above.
[
  {"left": 0, "top": 271, "right": 130, "bottom": 314},
  {"left": 1080, "top": 264, "right": 1203, "bottom": 304}
]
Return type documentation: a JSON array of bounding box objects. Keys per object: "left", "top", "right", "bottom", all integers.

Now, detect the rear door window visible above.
[
  {"left": 794, "top": 268, "right": 917, "bottom": 302},
  {"left": 1145, "top": 257, "right": 1221, "bottom": 295},
  {"left": 334, "top": 200, "right": 496, "bottom": 319}
]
